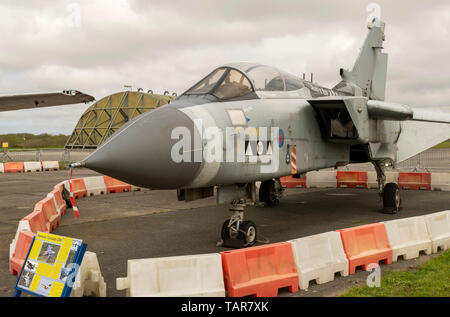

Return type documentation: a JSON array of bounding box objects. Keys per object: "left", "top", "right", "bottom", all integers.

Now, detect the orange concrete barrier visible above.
[
  {"left": 337, "top": 171, "right": 367, "bottom": 188},
  {"left": 280, "top": 175, "right": 306, "bottom": 188},
  {"left": 23, "top": 210, "right": 50, "bottom": 233},
  {"left": 220, "top": 242, "right": 299, "bottom": 297},
  {"left": 70, "top": 178, "right": 88, "bottom": 199},
  {"left": 49, "top": 188, "right": 67, "bottom": 216},
  {"left": 35, "top": 197, "right": 60, "bottom": 231},
  {"left": 338, "top": 223, "right": 392, "bottom": 275},
  {"left": 398, "top": 172, "right": 431, "bottom": 190},
  {"left": 104, "top": 176, "right": 132, "bottom": 194},
  {"left": 3, "top": 162, "right": 24, "bottom": 173},
  {"left": 10, "top": 231, "right": 35, "bottom": 275}
]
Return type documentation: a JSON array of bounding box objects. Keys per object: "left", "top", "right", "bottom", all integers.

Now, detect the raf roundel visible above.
[{"left": 278, "top": 129, "right": 285, "bottom": 148}]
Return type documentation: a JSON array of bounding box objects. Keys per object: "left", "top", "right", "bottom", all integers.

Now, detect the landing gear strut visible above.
[
  {"left": 373, "top": 161, "right": 401, "bottom": 214},
  {"left": 221, "top": 198, "right": 258, "bottom": 248}
]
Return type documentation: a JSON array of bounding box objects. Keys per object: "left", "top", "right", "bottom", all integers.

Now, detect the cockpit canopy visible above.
[{"left": 183, "top": 62, "right": 305, "bottom": 101}]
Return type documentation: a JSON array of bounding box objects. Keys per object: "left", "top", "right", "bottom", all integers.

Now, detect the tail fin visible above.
[{"left": 334, "top": 19, "right": 388, "bottom": 101}]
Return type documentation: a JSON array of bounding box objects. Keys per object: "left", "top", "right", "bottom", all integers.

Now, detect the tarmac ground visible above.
[{"left": 0, "top": 169, "right": 448, "bottom": 297}]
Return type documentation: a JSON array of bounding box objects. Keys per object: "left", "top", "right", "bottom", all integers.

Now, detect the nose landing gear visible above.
[{"left": 220, "top": 199, "right": 258, "bottom": 248}]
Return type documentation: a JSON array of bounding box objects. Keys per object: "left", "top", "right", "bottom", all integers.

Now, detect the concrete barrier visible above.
[
  {"left": 383, "top": 217, "right": 432, "bottom": 262},
  {"left": 69, "top": 179, "right": 87, "bottom": 199},
  {"left": 42, "top": 161, "right": 59, "bottom": 171},
  {"left": 398, "top": 172, "right": 431, "bottom": 190},
  {"left": 289, "top": 232, "right": 348, "bottom": 290},
  {"left": 9, "top": 220, "right": 31, "bottom": 260},
  {"left": 424, "top": 210, "right": 450, "bottom": 253},
  {"left": 117, "top": 253, "right": 225, "bottom": 297},
  {"left": 338, "top": 223, "right": 392, "bottom": 274},
  {"left": 84, "top": 176, "right": 107, "bottom": 196},
  {"left": 367, "top": 171, "right": 399, "bottom": 189},
  {"left": 337, "top": 171, "right": 367, "bottom": 188},
  {"left": 281, "top": 175, "right": 307, "bottom": 188},
  {"left": 431, "top": 173, "right": 450, "bottom": 191},
  {"left": 10, "top": 231, "right": 35, "bottom": 275},
  {"left": 47, "top": 189, "right": 67, "bottom": 217},
  {"left": 35, "top": 197, "right": 60, "bottom": 231},
  {"left": 306, "top": 171, "right": 337, "bottom": 188},
  {"left": 0, "top": 163, "right": 3, "bottom": 173},
  {"left": 72, "top": 251, "right": 107, "bottom": 297},
  {"left": 24, "top": 162, "right": 42, "bottom": 172},
  {"left": 4, "top": 162, "right": 24, "bottom": 173},
  {"left": 104, "top": 176, "right": 131, "bottom": 194},
  {"left": 23, "top": 210, "right": 50, "bottom": 233},
  {"left": 221, "top": 243, "right": 298, "bottom": 297}
]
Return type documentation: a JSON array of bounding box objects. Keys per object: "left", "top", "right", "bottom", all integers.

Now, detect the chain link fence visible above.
[{"left": 0, "top": 149, "right": 92, "bottom": 164}]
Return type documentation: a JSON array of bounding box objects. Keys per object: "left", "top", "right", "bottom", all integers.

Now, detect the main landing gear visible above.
[
  {"left": 373, "top": 161, "right": 401, "bottom": 214},
  {"left": 259, "top": 179, "right": 283, "bottom": 206}
]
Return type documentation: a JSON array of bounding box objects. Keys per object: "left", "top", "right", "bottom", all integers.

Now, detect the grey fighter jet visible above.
[{"left": 74, "top": 19, "right": 450, "bottom": 247}]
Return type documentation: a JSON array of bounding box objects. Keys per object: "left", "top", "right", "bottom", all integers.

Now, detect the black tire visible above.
[
  {"left": 383, "top": 183, "right": 401, "bottom": 214},
  {"left": 259, "top": 180, "right": 279, "bottom": 206},
  {"left": 239, "top": 221, "right": 257, "bottom": 247},
  {"left": 221, "top": 220, "right": 238, "bottom": 241}
]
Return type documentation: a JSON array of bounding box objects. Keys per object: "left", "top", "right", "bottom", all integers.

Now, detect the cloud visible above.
[{"left": 0, "top": 0, "right": 449, "bottom": 134}]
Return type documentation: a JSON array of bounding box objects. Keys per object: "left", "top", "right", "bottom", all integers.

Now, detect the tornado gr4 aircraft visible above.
[
  {"left": 0, "top": 90, "right": 94, "bottom": 112},
  {"left": 75, "top": 19, "right": 450, "bottom": 247}
]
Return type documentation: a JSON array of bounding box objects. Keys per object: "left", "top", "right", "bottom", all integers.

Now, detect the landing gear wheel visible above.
[
  {"left": 259, "top": 180, "right": 279, "bottom": 206},
  {"left": 221, "top": 220, "right": 238, "bottom": 241},
  {"left": 383, "top": 183, "right": 401, "bottom": 214},
  {"left": 239, "top": 221, "right": 257, "bottom": 247}
]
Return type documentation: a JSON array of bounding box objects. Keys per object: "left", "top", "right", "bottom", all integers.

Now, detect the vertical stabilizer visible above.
[{"left": 334, "top": 19, "right": 388, "bottom": 101}]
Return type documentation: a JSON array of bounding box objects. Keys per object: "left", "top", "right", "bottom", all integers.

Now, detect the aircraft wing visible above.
[
  {"left": 366, "top": 100, "right": 450, "bottom": 124},
  {"left": 0, "top": 90, "right": 95, "bottom": 112}
]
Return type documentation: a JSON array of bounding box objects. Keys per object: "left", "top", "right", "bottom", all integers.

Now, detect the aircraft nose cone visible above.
[{"left": 83, "top": 106, "right": 201, "bottom": 189}]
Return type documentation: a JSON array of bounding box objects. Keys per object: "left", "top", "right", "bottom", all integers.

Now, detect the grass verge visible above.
[
  {"left": 434, "top": 140, "right": 450, "bottom": 149},
  {"left": 341, "top": 250, "right": 450, "bottom": 297}
]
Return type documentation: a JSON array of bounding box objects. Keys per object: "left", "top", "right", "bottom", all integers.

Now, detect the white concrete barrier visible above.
[
  {"left": 306, "top": 171, "right": 337, "bottom": 188},
  {"left": 0, "top": 163, "right": 4, "bottom": 173},
  {"left": 367, "top": 171, "right": 399, "bottom": 189},
  {"left": 383, "top": 217, "right": 432, "bottom": 261},
  {"left": 431, "top": 173, "right": 450, "bottom": 192},
  {"left": 116, "top": 253, "right": 225, "bottom": 297},
  {"left": 288, "top": 232, "right": 348, "bottom": 290},
  {"left": 71, "top": 251, "right": 107, "bottom": 297},
  {"left": 24, "top": 162, "right": 42, "bottom": 172},
  {"left": 131, "top": 185, "right": 145, "bottom": 192},
  {"left": 42, "top": 161, "right": 59, "bottom": 171},
  {"left": 9, "top": 220, "right": 31, "bottom": 260},
  {"left": 84, "top": 176, "right": 107, "bottom": 196},
  {"left": 424, "top": 210, "right": 450, "bottom": 253}
]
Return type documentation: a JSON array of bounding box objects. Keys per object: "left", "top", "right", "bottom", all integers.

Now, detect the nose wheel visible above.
[{"left": 220, "top": 199, "right": 258, "bottom": 248}]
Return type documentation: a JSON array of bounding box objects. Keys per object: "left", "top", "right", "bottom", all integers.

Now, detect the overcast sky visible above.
[{"left": 0, "top": 0, "right": 449, "bottom": 135}]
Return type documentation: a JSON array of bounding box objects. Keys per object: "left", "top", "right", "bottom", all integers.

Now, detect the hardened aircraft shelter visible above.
[{"left": 65, "top": 91, "right": 174, "bottom": 149}]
